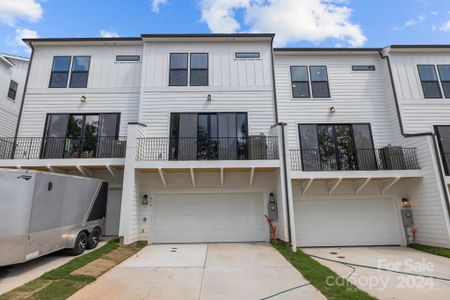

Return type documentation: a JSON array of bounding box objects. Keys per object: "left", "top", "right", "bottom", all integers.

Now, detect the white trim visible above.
[
  {"left": 158, "top": 168, "right": 167, "bottom": 188},
  {"left": 249, "top": 167, "right": 255, "bottom": 187},
  {"left": 328, "top": 178, "right": 343, "bottom": 195},
  {"left": 381, "top": 177, "right": 400, "bottom": 194},
  {"left": 354, "top": 177, "right": 371, "bottom": 195}
]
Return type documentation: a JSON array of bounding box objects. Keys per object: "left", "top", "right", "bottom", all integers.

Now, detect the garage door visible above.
[
  {"left": 295, "top": 197, "right": 402, "bottom": 247},
  {"left": 152, "top": 192, "right": 267, "bottom": 243}
]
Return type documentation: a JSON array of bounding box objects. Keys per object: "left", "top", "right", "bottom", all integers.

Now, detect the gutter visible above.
[
  {"left": 380, "top": 49, "right": 450, "bottom": 227},
  {"left": 12, "top": 42, "right": 34, "bottom": 158},
  {"left": 270, "top": 37, "right": 292, "bottom": 245}
]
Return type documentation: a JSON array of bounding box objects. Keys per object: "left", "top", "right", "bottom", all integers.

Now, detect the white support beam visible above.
[
  {"left": 220, "top": 167, "right": 224, "bottom": 188},
  {"left": 47, "top": 166, "right": 64, "bottom": 174},
  {"left": 190, "top": 168, "right": 196, "bottom": 188},
  {"left": 106, "top": 165, "right": 120, "bottom": 182},
  {"left": 249, "top": 167, "right": 255, "bottom": 187},
  {"left": 328, "top": 178, "right": 343, "bottom": 195},
  {"left": 382, "top": 177, "right": 400, "bottom": 194},
  {"left": 301, "top": 178, "right": 314, "bottom": 196},
  {"left": 158, "top": 168, "right": 167, "bottom": 188},
  {"left": 76, "top": 165, "right": 93, "bottom": 177},
  {"left": 355, "top": 177, "right": 371, "bottom": 195},
  {"left": 16, "top": 165, "right": 21, "bottom": 169}
]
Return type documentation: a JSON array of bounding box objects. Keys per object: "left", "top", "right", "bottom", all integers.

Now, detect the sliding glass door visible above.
[{"left": 42, "top": 113, "right": 119, "bottom": 159}]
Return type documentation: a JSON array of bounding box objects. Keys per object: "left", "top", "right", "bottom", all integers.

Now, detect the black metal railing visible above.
[
  {"left": 290, "top": 147, "right": 419, "bottom": 171},
  {"left": 136, "top": 136, "right": 279, "bottom": 161},
  {"left": 0, "top": 136, "right": 127, "bottom": 160}
]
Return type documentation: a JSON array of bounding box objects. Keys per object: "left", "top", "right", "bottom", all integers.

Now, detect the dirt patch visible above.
[{"left": 70, "top": 258, "right": 116, "bottom": 278}]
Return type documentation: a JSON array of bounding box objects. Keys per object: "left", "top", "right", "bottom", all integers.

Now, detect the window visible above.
[
  {"left": 298, "top": 123, "right": 376, "bottom": 171},
  {"left": 49, "top": 56, "right": 71, "bottom": 88},
  {"left": 310, "top": 66, "right": 330, "bottom": 98},
  {"left": 352, "top": 65, "right": 376, "bottom": 71},
  {"left": 418, "top": 65, "right": 442, "bottom": 99},
  {"left": 435, "top": 125, "right": 450, "bottom": 175},
  {"left": 235, "top": 52, "right": 260, "bottom": 59},
  {"left": 69, "top": 56, "right": 90, "bottom": 88},
  {"left": 291, "top": 66, "right": 330, "bottom": 98},
  {"left": 438, "top": 65, "right": 450, "bottom": 98},
  {"left": 190, "top": 53, "right": 208, "bottom": 86},
  {"left": 116, "top": 55, "right": 140, "bottom": 62},
  {"left": 7, "top": 80, "right": 18, "bottom": 100},
  {"left": 170, "top": 112, "right": 248, "bottom": 160},
  {"left": 290, "top": 66, "right": 310, "bottom": 98},
  {"left": 169, "top": 53, "right": 188, "bottom": 86},
  {"left": 42, "top": 113, "right": 120, "bottom": 159}
]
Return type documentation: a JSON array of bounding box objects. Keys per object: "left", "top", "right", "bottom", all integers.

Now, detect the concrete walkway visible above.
[
  {"left": 0, "top": 241, "right": 107, "bottom": 295},
  {"left": 70, "top": 243, "right": 325, "bottom": 300},
  {"left": 304, "top": 247, "right": 450, "bottom": 300}
]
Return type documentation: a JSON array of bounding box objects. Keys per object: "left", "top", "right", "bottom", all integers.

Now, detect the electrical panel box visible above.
[
  {"left": 267, "top": 194, "right": 278, "bottom": 221},
  {"left": 401, "top": 209, "right": 414, "bottom": 227}
]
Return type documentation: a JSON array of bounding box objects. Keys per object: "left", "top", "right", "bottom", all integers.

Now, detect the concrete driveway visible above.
[
  {"left": 70, "top": 243, "right": 325, "bottom": 300},
  {"left": 304, "top": 247, "right": 450, "bottom": 300}
]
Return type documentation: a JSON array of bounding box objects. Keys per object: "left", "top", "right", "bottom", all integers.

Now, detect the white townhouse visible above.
[
  {"left": 0, "top": 53, "right": 29, "bottom": 138},
  {"left": 0, "top": 34, "right": 449, "bottom": 250}
]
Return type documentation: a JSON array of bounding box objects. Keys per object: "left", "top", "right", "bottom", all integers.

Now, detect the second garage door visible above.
[
  {"left": 151, "top": 192, "right": 267, "bottom": 243},
  {"left": 295, "top": 196, "right": 402, "bottom": 247}
]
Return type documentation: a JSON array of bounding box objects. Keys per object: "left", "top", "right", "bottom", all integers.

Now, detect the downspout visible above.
[
  {"left": 380, "top": 49, "right": 450, "bottom": 226},
  {"left": 11, "top": 42, "right": 34, "bottom": 158},
  {"left": 270, "top": 36, "right": 292, "bottom": 245}
]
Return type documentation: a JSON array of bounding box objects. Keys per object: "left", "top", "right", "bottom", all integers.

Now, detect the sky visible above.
[{"left": 1, "top": 0, "right": 450, "bottom": 56}]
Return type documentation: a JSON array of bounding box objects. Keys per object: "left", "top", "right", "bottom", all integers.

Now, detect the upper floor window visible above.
[
  {"left": 7, "top": 80, "right": 18, "bottom": 100},
  {"left": 69, "top": 56, "right": 91, "bottom": 88},
  {"left": 290, "top": 66, "right": 330, "bottom": 99},
  {"left": 235, "top": 52, "right": 260, "bottom": 59},
  {"left": 169, "top": 53, "right": 208, "bottom": 86},
  {"left": 418, "top": 65, "right": 443, "bottom": 99},
  {"left": 49, "top": 56, "right": 91, "bottom": 88},
  {"left": 49, "top": 56, "right": 71, "bottom": 88},
  {"left": 438, "top": 65, "right": 450, "bottom": 98}
]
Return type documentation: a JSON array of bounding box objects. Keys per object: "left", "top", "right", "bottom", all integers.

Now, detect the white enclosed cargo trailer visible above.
[{"left": 0, "top": 169, "right": 108, "bottom": 267}]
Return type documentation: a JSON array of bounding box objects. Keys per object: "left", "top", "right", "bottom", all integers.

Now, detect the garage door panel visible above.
[
  {"left": 295, "top": 197, "right": 402, "bottom": 247},
  {"left": 152, "top": 192, "right": 266, "bottom": 243}
]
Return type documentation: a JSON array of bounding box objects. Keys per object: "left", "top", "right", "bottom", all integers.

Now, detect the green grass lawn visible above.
[
  {"left": 0, "top": 239, "right": 146, "bottom": 300},
  {"left": 409, "top": 243, "right": 450, "bottom": 259},
  {"left": 273, "top": 242, "right": 377, "bottom": 300}
]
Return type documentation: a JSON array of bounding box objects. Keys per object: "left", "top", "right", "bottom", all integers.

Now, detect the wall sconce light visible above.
[
  {"left": 142, "top": 194, "right": 149, "bottom": 205},
  {"left": 207, "top": 94, "right": 212, "bottom": 102},
  {"left": 329, "top": 106, "right": 336, "bottom": 113},
  {"left": 80, "top": 96, "right": 87, "bottom": 103},
  {"left": 401, "top": 198, "right": 411, "bottom": 208}
]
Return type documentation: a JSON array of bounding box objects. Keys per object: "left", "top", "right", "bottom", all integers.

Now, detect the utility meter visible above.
[{"left": 267, "top": 193, "right": 278, "bottom": 221}]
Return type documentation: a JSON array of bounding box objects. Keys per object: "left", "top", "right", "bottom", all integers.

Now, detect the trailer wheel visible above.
[
  {"left": 69, "top": 231, "right": 88, "bottom": 256},
  {"left": 87, "top": 228, "right": 101, "bottom": 249}
]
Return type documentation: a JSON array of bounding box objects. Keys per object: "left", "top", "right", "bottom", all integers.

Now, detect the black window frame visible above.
[
  {"left": 435, "top": 125, "right": 450, "bottom": 175},
  {"left": 7, "top": 79, "right": 18, "bottom": 100},
  {"left": 290, "top": 66, "right": 310, "bottom": 98},
  {"left": 169, "top": 53, "right": 189, "bottom": 86},
  {"left": 116, "top": 55, "right": 141, "bottom": 62},
  {"left": 417, "top": 65, "right": 443, "bottom": 99},
  {"left": 437, "top": 65, "right": 450, "bottom": 99},
  {"left": 69, "top": 56, "right": 91, "bottom": 88},
  {"left": 235, "top": 52, "right": 260, "bottom": 59},
  {"left": 49, "top": 56, "right": 71, "bottom": 88},
  {"left": 352, "top": 65, "right": 376, "bottom": 72},
  {"left": 309, "top": 66, "right": 331, "bottom": 98},
  {"left": 189, "top": 53, "right": 209, "bottom": 86}
]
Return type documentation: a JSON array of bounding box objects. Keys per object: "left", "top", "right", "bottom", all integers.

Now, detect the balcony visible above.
[
  {"left": 136, "top": 136, "right": 279, "bottom": 161},
  {"left": 0, "top": 136, "right": 127, "bottom": 160},
  {"left": 290, "top": 147, "right": 419, "bottom": 172}
]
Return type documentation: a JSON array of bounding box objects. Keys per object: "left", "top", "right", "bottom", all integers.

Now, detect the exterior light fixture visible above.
[
  {"left": 142, "top": 194, "right": 149, "bottom": 205},
  {"left": 207, "top": 94, "right": 212, "bottom": 102},
  {"left": 329, "top": 106, "right": 336, "bottom": 113},
  {"left": 80, "top": 96, "right": 87, "bottom": 103},
  {"left": 401, "top": 198, "right": 411, "bottom": 208}
]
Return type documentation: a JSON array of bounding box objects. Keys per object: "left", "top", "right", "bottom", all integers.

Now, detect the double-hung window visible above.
[
  {"left": 49, "top": 56, "right": 91, "bottom": 88},
  {"left": 7, "top": 80, "right": 18, "bottom": 100},
  {"left": 169, "top": 53, "right": 208, "bottom": 86},
  {"left": 418, "top": 65, "right": 442, "bottom": 98},
  {"left": 290, "top": 66, "right": 330, "bottom": 98},
  {"left": 438, "top": 65, "right": 450, "bottom": 98}
]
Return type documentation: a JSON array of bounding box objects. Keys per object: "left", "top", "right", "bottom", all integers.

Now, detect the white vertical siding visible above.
[
  {"left": 389, "top": 52, "right": 450, "bottom": 134},
  {"left": 139, "top": 41, "right": 276, "bottom": 137}
]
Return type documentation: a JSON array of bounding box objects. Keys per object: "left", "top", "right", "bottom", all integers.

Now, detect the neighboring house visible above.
[
  {"left": 0, "top": 54, "right": 29, "bottom": 137},
  {"left": 0, "top": 34, "right": 448, "bottom": 250}
]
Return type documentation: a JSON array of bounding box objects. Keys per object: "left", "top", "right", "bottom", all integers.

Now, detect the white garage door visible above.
[
  {"left": 152, "top": 192, "right": 267, "bottom": 243},
  {"left": 295, "top": 197, "right": 402, "bottom": 247}
]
